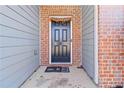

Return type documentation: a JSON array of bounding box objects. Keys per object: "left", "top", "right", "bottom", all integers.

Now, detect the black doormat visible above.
[{"left": 45, "top": 66, "right": 70, "bottom": 73}]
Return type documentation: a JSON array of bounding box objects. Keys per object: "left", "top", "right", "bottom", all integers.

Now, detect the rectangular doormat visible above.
[{"left": 45, "top": 66, "right": 70, "bottom": 73}]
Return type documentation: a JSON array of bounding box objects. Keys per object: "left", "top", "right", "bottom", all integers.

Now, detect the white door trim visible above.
[
  {"left": 49, "top": 16, "right": 72, "bottom": 65},
  {"left": 94, "top": 5, "right": 99, "bottom": 84}
]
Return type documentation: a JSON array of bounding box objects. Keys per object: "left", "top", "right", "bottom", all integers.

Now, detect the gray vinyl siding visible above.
[
  {"left": 81, "top": 6, "right": 95, "bottom": 80},
  {"left": 0, "top": 5, "right": 39, "bottom": 88}
]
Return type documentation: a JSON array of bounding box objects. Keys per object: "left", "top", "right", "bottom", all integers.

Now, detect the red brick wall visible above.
[
  {"left": 98, "top": 6, "right": 124, "bottom": 87},
  {"left": 40, "top": 6, "right": 81, "bottom": 66}
]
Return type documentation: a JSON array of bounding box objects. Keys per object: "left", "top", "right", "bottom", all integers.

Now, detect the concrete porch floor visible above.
[{"left": 21, "top": 66, "right": 97, "bottom": 88}]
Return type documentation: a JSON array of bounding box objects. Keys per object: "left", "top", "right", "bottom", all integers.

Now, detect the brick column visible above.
[{"left": 98, "top": 6, "right": 124, "bottom": 87}]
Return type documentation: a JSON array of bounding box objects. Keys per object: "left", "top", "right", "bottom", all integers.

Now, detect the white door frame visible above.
[{"left": 49, "top": 16, "right": 72, "bottom": 64}]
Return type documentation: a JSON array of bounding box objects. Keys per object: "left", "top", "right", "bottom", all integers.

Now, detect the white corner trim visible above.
[
  {"left": 39, "top": 6, "right": 41, "bottom": 66},
  {"left": 49, "top": 16, "right": 72, "bottom": 65},
  {"left": 80, "top": 6, "right": 83, "bottom": 66},
  {"left": 94, "top": 5, "right": 99, "bottom": 84}
]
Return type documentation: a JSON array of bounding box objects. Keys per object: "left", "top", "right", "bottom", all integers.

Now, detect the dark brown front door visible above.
[{"left": 51, "top": 21, "right": 71, "bottom": 63}]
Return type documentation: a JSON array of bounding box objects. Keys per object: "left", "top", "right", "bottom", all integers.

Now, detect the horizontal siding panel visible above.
[
  {"left": 0, "top": 50, "right": 37, "bottom": 70},
  {"left": 26, "top": 6, "right": 39, "bottom": 18},
  {"left": 0, "top": 37, "right": 38, "bottom": 47},
  {"left": 0, "top": 14, "right": 38, "bottom": 35},
  {"left": 83, "top": 24, "right": 94, "bottom": 33},
  {"left": 18, "top": 6, "right": 39, "bottom": 25},
  {"left": 82, "top": 6, "right": 95, "bottom": 80},
  {"left": 83, "top": 33, "right": 94, "bottom": 39},
  {"left": 0, "top": 56, "right": 35, "bottom": 80},
  {"left": 0, "top": 25, "right": 39, "bottom": 38},
  {"left": 25, "top": 6, "right": 39, "bottom": 21},
  {"left": 1, "top": 58, "right": 38, "bottom": 87},
  {"left": 0, "top": 5, "right": 39, "bottom": 88},
  {"left": 0, "top": 6, "right": 38, "bottom": 29},
  {"left": 0, "top": 47, "right": 37, "bottom": 59},
  {"left": 83, "top": 19, "right": 94, "bottom": 28}
]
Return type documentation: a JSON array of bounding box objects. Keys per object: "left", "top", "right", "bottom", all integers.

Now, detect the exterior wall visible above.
[
  {"left": 40, "top": 6, "right": 81, "bottom": 66},
  {"left": 0, "top": 5, "right": 39, "bottom": 87},
  {"left": 81, "top": 6, "right": 95, "bottom": 81},
  {"left": 98, "top": 6, "right": 124, "bottom": 87}
]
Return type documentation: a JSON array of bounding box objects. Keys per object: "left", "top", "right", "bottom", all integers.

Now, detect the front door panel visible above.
[{"left": 51, "top": 21, "right": 71, "bottom": 63}]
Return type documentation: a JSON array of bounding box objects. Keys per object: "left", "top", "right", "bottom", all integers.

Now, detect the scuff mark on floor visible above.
[
  {"left": 36, "top": 76, "right": 50, "bottom": 87},
  {"left": 48, "top": 78, "right": 68, "bottom": 88}
]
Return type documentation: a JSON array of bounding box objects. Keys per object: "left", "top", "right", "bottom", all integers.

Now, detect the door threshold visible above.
[{"left": 51, "top": 62, "right": 71, "bottom": 64}]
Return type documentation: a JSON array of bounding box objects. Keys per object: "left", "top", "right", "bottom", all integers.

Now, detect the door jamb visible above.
[{"left": 49, "top": 16, "right": 72, "bottom": 64}]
